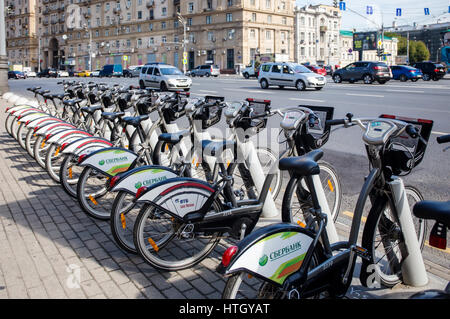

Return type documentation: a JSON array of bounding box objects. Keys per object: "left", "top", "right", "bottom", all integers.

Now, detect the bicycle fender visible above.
[
  {"left": 109, "top": 165, "right": 178, "bottom": 194},
  {"left": 217, "top": 223, "right": 315, "bottom": 287},
  {"left": 29, "top": 118, "right": 62, "bottom": 131},
  {"left": 13, "top": 108, "right": 41, "bottom": 119},
  {"left": 136, "top": 178, "right": 216, "bottom": 218},
  {"left": 77, "top": 147, "right": 138, "bottom": 177},
  {"left": 34, "top": 123, "right": 76, "bottom": 136},
  {"left": 61, "top": 137, "right": 113, "bottom": 155},
  {"left": 17, "top": 112, "right": 48, "bottom": 124},
  {"left": 47, "top": 130, "right": 92, "bottom": 145},
  {"left": 6, "top": 105, "right": 35, "bottom": 114},
  {"left": 24, "top": 115, "right": 56, "bottom": 128}
]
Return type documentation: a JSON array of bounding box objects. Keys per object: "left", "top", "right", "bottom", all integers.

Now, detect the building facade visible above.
[
  {"left": 339, "top": 30, "right": 358, "bottom": 67},
  {"left": 13, "top": 0, "right": 296, "bottom": 73},
  {"left": 294, "top": 4, "right": 341, "bottom": 66},
  {"left": 5, "top": 0, "right": 38, "bottom": 71}
]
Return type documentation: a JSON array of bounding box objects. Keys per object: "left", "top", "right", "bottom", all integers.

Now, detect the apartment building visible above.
[
  {"left": 339, "top": 30, "right": 358, "bottom": 67},
  {"left": 5, "top": 0, "right": 38, "bottom": 70},
  {"left": 294, "top": 4, "right": 341, "bottom": 66},
  {"left": 22, "top": 0, "right": 295, "bottom": 73}
]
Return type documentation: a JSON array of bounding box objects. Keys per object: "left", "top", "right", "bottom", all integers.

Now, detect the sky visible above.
[{"left": 295, "top": 0, "right": 450, "bottom": 31}]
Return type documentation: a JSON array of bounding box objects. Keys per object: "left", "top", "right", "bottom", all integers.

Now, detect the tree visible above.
[{"left": 413, "top": 41, "right": 430, "bottom": 62}]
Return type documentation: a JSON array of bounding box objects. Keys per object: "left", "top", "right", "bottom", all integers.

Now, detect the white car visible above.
[
  {"left": 139, "top": 63, "right": 192, "bottom": 91},
  {"left": 90, "top": 69, "right": 101, "bottom": 77},
  {"left": 24, "top": 71, "right": 37, "bottom": 77},
  {"left": 58, "top": 70, "right": 69, "bottom": 77}
]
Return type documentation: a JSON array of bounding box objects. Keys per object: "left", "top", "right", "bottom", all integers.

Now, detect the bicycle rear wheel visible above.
[
  {"left": 360, "top": 185, "right": 425, "bottom": 288},
  {"left": 45, "top": 144, "right": 65, "bottom": 183},
  {"left": 77, "top": 167, "right": 116, "bottom": 220},
  {"left": 59, "top": 154, "right": 84, "bottom": 198},
  {"left": 281, "top": 161, "right": 342, "bottom": 225},
  {"left": 133, "top": 199, "right": 222, "bottom": 271}
]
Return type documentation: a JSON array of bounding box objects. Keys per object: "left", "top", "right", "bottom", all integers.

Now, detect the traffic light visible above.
[{"left": 377, "top": 48, "right": 384, "bottom": 57}]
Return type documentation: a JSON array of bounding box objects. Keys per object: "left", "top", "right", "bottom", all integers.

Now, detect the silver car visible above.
[
  {"left": 190, "top": 64, "right": 220, "bottom": 77},
  {"left": 258, "top": 62, "right": 327, "bottom": 91},
  {"left": 139, "top": 63, "right": 192, "bottom": 91}
]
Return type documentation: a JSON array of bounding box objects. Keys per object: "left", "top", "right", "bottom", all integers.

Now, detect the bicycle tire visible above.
[
  {"left": 33, "top": 135, "right": 52, "bottom": 168},
  {"left": 25, "top": 127, "right": 38, "bottom": 157},
  {"left": 77, "top": 167, "right": 114, "bottom": 220},
  {"left": 360, "top": 185, "right": 426, "bottom": 288},
  {"left": 16, "top": 122, "right": 29, "bottom": 150},
  {"left": 110, "top": 191, "right": 143, "bottom": 254},
  {"left": 133, "top": 199, "right": 222, "bottom": 271},
  {"left": 281, "top": 161, "right": 342, "bottom": 225},
  {"left": 45, "top": 143, "right": 65, "bottom": 183},
  {"left": 5, "top": 113, "right": 15, "bottom": 136}
]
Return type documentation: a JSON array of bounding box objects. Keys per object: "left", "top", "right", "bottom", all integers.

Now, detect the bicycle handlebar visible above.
[{"left": 437, "top": 134, "right": 450, "bottom": 144}]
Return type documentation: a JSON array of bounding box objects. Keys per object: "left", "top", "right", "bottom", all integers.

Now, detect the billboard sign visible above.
[{"left": 353, "top": 32, "right": 378, "bottom": 51}]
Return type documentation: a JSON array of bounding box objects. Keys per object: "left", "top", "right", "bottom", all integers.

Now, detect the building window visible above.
[
  {"left": 162, "top": 7, "right": 167, "bottom": 16},
  {"left": 162, "top": 36, "right": 166, "bottom": 43},
  {"left": 161, "top": 22, "right": 166, "bottom": 29},
  {"left": 266, "top": 0, "right": 271, "bottom": 9},
  {"left": 251, "top": 13, "right": 256, "bottom": 22},
  {"left": 228, "top": 0, "right": 233, "bottom": 6},
  {"left": 266, "top": 30, "right": 271, "bottom": 40},
  {"left": 207, "top": 31, "right": 214, "bottom": 41},
  {"left": 187, "top": 18, "right": 192, "bottom": 26},
  {"left": 250, "top": 29, "right": 255, "bottom": 39},
  {"left": 267, "top": 15, "right": 272, "bottom": 23},
  {"left": 188, "top": 3, "right": 194, "bottom": 13},
  {"left": 282, "top": 17, "right": 287, "bottom": 25},
  {"left": 226, "top": 13, "right": 232, "bottom": 22},
  {"left": 138, "top": 11, "right": 142, "bottom": 19},
  {"left": 206, "top": 16, "right": 212, "bottom": 24},
  {"left": 149, "top": 23, "right": 153, "bottom": 31}
]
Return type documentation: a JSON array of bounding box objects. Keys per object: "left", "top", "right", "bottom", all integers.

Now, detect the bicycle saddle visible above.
[
  {"left": 62, "top": 99, "right": 83, "bottom": 106},
  {"left": 158, "top": 130, "right": 190, "bottom": 145},
  {"left": 51, "top": 93, "right": 67, "bottom": 100},
  {"left": 279, "top": 149, "right": 324, "bottom": 176},
  {"left": 202, "top": 139, "right": 237, "bottom": 157},
  {"left": 121, "top": 115, "right": 149, "bottom": 127},
  {"left": 101, "top": 112, "right": 125, "bottom": 121},
  {"left": 27, "top": 87, "right": 41, "bottom": 92},
  {"left": 81, "top": 104, "right": 103, "bottom": 114},
  {"left": 413, "top": 200, "right": 450, "bottom": 226}
]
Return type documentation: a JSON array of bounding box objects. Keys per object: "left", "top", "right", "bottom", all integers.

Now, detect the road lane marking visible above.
[
  {"left": 386, "top": 89, "right": 425, "bottom": 93},
  {"left": 199, "top": 90, "right": 218, "bottom": 93},
  {"left": 289, "top": 98, "right": 325, "bottom": 103},
  {"left": 346, "top": 93, "right": 384, "bottom": 98}
]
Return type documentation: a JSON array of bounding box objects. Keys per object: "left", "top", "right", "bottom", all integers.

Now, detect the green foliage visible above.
[{"left": 392, "top": 35, "right": 430, "bottom": 63}]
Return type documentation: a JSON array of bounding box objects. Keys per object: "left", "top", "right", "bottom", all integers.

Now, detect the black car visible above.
[
  {"left": 324, "top": 65, "right": 334, "bottom": 75},
  {"left": 411, "top": 62, "right": 446, "bottom": 81},
  {"left": 332, "top": 61, "right": 391, "bottom": 84},
  {"left": 8, "top": 71, "right": 26, "bottom": 79},
  {"left": 37, "top": 68, "right": 58, "bottom": 78}
]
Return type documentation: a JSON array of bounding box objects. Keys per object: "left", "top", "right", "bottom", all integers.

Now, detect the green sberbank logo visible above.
[
  {"left": 259, "top": 254, "right": 268, "bottom": 266},
  {"left": 134, "top": 176, "right": 168, "bottom": 189},
  {"left": 98, "top": 156, "right": 128, "bottom": 166}
]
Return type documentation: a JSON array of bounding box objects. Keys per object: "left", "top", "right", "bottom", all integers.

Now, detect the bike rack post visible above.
[
  {"left": 389, "top": 177, "right": 428, "bottom": 287},
  {"left": 311, "top": 174, "right": 340, "bottom": 243},
  {"left": 242, "top": 140, "right": 279, "bottom": 218}
]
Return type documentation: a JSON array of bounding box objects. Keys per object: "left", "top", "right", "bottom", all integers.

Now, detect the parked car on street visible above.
[
  {"left": 332, "top": 61, "right": 391, "bottom": 84},
  {"left": 58, "top": 70, "right": 70, "bottom": 77},
  {"left": 90, "top": 69, "right": 101, "bottom": 77},
  {"left": 8, "top": 71, "right": 26, "bottom": 79},
  {"left": 305, "top": 64, "right": 327, "bottom": 76},
  {"left": 24, "top": 70, "right": 37, "bottom": 78},
  {"left": 76, "top": 70, "right": 91, "bottom": 77},
  {"left": 37, "top": 68, "right": 58, "bottom": 78},
  {"left": 324, "top": 65, "right": 334, "bottom": 75},
  {"left": 189, "top": 64, "right": 220, "bottom": 77},
  {"left": 139, "top": 63, "right": 192, "bottom": 91},
  {"left": 124, "top": 65, "right": 143, "bottom": 78},
  {"left": 390, "top": 65, "right": 422, "bottom": 82},
  {"left": 258, "top": 62, "right": 326, "bottom": 91},
  {"left": 99, "top": 64, "right": 123, "bottom": 77},
  {"left": 412, "top": 62, "right": 446, "bottom": 81}
]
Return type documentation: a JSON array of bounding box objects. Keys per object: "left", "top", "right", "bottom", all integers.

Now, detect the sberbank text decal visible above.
[
  {"left": 134, "top": 176, "right": 168, "bottom": 189},
  {"left": 99, "top": 156, "right": 129, "bottom": 166}
]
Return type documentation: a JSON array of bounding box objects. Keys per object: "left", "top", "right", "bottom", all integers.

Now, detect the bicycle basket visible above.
[
  {"left": 235, "top": 98, "right": 271, "bottom": 135},
  {"left": 162, "top": 92, "right": 189, "bottom": 123},
  {"left": 193, "top": 95, "right": 225, "bottom": 129},
  {"left": 88, "top": 93, "right": 97, "bottom": 105},
  {"left": 300, "top": 105, "right": 335, "bottom": 151},
  {"left": 101, "top": 93, "right": 113, "bottom": 108},
  {"left": 136, "top": 97, "right": 154, "bottom": 115},
  {"left": 117, "top": 93, "right": 131, "bottom": 112},
  {"left": 380, "top": 114, "right": 433, "bottom": 175}
]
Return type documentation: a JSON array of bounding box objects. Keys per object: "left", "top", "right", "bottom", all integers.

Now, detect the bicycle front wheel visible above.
[
  {"left": 281, "top": 161, "right": 342, "bottom": 225},
  {"left": 360, "top": 185, "right": 425, "bottom": 288}
]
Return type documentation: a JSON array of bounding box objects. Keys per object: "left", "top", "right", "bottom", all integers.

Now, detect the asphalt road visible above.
[{"left": 6, "top": 75, "right": 450, "bottom": 271}]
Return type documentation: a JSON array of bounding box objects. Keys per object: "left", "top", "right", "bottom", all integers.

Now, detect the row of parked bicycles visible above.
[{"left": 2, "top": 80, "right": 449, "bottom": 299}]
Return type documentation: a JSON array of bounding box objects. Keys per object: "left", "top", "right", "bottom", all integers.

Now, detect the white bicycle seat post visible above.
[{"left": 389, "top": 177, "right": 428, "bottom": 287}]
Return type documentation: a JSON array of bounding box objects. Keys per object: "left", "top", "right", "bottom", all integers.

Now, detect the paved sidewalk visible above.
[{"left": 0, "top": 98, "right": 447, "bottom": 299}]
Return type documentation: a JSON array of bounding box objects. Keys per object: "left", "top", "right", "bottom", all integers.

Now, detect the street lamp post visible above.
[
  {"left": 177, "top": 13, "right": 187, "bottom": 74},
  {"left": 84, "top": 24, "right": 93, "bottom": 72},
  {"left": 0, "top": 0, "right": 9, "bottom": 94}
]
